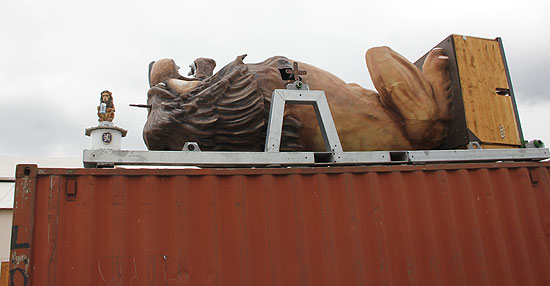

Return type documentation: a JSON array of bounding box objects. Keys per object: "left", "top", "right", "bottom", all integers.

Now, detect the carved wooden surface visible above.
[{"left": 143, "top": 48, "right": 452, "bottom": 152}]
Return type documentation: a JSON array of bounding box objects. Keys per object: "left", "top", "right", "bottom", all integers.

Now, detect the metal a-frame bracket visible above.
[{"left": 265, "top": 83, "right": 343, "bottom": 153}]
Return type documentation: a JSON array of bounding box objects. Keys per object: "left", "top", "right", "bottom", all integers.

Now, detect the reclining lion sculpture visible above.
[{"left": 143, "top": 47, "right": 451, "bottom": 151}]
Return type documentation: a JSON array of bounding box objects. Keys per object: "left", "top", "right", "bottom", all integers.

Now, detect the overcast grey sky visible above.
[{"left": 1, "top": 0, "right": 548, "bottom": 158}]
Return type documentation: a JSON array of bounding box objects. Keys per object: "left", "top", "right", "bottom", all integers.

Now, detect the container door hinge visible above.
[{"left": 66, "top": 179, "right": 77, "bottom": 201}]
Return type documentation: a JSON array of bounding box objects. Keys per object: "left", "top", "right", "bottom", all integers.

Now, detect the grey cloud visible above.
[{"left": 1, "top": 0, "right": 549, "bottom": 157}]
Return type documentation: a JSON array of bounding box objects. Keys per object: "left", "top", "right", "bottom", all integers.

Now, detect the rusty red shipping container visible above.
[{"left": 9, "top": 162, "right": 550, "bottom": 285}]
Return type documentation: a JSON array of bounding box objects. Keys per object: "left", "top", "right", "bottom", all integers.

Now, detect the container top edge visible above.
[{"left": 21, "top": 161, "right": 550, "bottom": 177}]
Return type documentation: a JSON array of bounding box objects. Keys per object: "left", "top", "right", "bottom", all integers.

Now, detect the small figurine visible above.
[{"left": 97, "top": 90, "right": 115, "bottom": 122}]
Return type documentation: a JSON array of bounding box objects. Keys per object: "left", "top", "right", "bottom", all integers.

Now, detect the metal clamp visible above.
[
  {"left": 468, "top": 141, "right": 482, "bottom": 149},
  {"left": 182, "top": 142, "right": 201, "bottom": 152}
]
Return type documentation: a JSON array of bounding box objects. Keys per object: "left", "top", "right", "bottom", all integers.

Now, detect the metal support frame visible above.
[
  {"left": 83, "top": 148, "right": 549, "bottom": 168},
  {"left": 265, "top": 85, "right": 343, "bottom": 153},
  {"left": 83, "top": 84, "right": 550, "bottom": 168}
]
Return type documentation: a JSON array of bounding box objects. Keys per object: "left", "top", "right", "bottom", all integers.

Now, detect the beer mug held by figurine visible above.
[{"left": 99, "top": 102, "right": 107, "bottom": 114}]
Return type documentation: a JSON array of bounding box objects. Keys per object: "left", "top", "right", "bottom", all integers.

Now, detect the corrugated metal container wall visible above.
[{"left": 9, "top": 162, "right": 550, "bottom": 285}]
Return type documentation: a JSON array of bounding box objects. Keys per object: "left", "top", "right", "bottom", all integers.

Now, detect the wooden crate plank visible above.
[
  {"left": 1, "top": 262, "right": 8, "bottom": 286},
  {"left": 453, "top": 35, "right": 520, "bottom": 145}
]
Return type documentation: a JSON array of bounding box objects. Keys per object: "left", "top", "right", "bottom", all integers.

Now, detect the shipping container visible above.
[{"left": 9, "top": 162, "right": 550, "bottom": 285}]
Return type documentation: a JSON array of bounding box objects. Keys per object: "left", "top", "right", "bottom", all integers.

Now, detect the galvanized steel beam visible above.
[{"left": 83, "top": 148, "right": 549, "bottom": 168}]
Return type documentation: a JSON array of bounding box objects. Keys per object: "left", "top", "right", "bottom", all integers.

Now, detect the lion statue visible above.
[
  {"left": 97, "top": 90, "right": 115, "bottom": 122},
  {"left": 143, "top": 47, "right": 451, "bottom": 151}
]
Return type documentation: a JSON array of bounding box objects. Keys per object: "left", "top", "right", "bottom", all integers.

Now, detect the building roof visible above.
[
  {"left": 0, "top": 155, "right": 81, "bottom": 209},
  {"left": 0, "top": 182, "right": 14, "bottom": 209}
]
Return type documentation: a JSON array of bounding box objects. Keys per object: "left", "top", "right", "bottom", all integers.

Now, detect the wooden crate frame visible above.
[{"left": 415, "top": 35, "right": 524, "bottom": 149}]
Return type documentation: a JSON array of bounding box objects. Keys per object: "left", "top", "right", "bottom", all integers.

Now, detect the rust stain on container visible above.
[{"left": 9, "top": 162, "right": 550, "bottom": 285}]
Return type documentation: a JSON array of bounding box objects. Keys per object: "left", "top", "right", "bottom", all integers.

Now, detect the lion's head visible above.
[{"left": 100, "top": 90, "right": 113, "bottom": 108}]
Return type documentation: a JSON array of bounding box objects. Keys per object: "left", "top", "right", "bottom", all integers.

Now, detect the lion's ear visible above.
[
  {"left": 149, "top": 59, "right": 180, "bottom": 86},
  {"left": 194, "top": 58, "right": 216, "bottom": 80}
]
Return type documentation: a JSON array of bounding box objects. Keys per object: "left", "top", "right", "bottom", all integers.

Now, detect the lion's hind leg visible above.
[
  {"left": 365, "top": 46, "right": 449, "bottom": 148},
  {"left": 420, "top": 48, "right": 452, "bottom": 145}
]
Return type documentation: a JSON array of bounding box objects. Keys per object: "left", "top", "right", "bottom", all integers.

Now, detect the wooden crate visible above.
[
  {"left": 415, "top": 35, "right": 524, "bottom": 149},
  {"left": 1, "top": 262, "right": 8, "bottom": 286}
]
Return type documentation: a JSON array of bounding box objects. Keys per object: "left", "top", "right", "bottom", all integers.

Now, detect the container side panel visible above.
[
  {"left": 315, "top": 174, "right": 340, "bottom": 285},
  {"left": 285, "top": 175, "right": 309, "bottom": 286},
  {"left": 94, "top": 176, "right": 121, "bottom": 285},
  {"left": 10, "top": 165, "right": 38, "bottom": 286},
  {"left": 425, "top": 170, "right": 466, "bottom": 285},
  {"left": 353, "top": 172, "right": 392, "bottom": 285},
  {"left": 242, "top": 175, "right": 272, "bottom": 285},
  {"left": 272, "top": 174, "right": 304, "bottom": 285},
  {"left": 22, "top": 163, "right": 550, "bottom": 285},
  {"left": 299, "top": 173, "right": 328, "bottom": 285},
  {"left": 123, "top": 176, "right": 167, "bottom": 285},
  {"left": 446, "top": 169, "right": 491, "bottom": 285},
  {"left": 259, "top": 175, "right": 284, "bottom": 285},
  {"left": 185, "top": 175, "right": 221, "bottom": 285},
  {"left": 215, "top": 175, "right": 247, "bottom": 285},
  {"left": 469, "top": 169, "right": 515, "bottom": 285},
  {"left": 323, "top": 173, "right": 364, "bottom": 285},
  {"left": 378, "top": 171, "right": 415, "bottom": 285},
  {"left": 63, "top": 175, "right": 95, "bottom": 284},
  {"left": 333, "top": 173, "right": 367, "bottom": 285},
  {"left": 31, "top": 175, "right": 61, "bottom": 285},
  {"left": 505, "top": 167, "right": 550, "bottom": 284},
  {"left": 157, "top": 176, "right": 187, "bottom": 284},
  {"left": 490, "top": 168, "right": 536, "bottom": 284},
  {"left": 531, "top": 167, "right": 550, "bottom": 261},
  {"left": 405, "top": 171, "right": 444, "bottom": 285}
]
